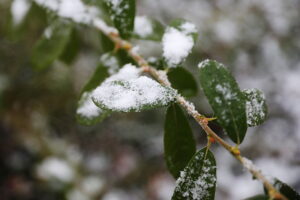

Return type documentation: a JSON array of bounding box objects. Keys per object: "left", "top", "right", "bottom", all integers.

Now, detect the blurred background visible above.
[{"left": 1, "top": 0, "right": 300, "bottom": 199}]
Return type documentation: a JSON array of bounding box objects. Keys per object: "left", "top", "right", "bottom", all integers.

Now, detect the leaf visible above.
[
  {"left": 164, "top": 103, "right": 196, "bottom": 178},
  {"left": 168, "top": 67, "right": 198, "bottom": 97},
  {"left": 105, "top": 0, "right": 135, "bottom": 39},
  {"left": 133, "top": 16, "right": 164, "bottom": 41},
  {"left": 92, "top": 76, "right": 177, "bottom": 112},
  {"left": 162, "top": 19, "right": 198, "bottom": 67},
  {"left": 242, "top": 89, "right": 268, "bottom": 127},
  {"left": 244, "top": 195, "right": 269, "bottom": 200},
  {"left": 31, "top": 20, "right": 73, "bottom": 70},
  {"left": 172, "top": 148, "right": 217, "bottom": 200},
  {"left": 198, "top": 59, "right": 247, "bottom": 144},
  {"left": 264, "top": 179, "right": 300, "bottom": 200},
  {"left": 59, "top": 28, "right": 80, "bottom": 64}
]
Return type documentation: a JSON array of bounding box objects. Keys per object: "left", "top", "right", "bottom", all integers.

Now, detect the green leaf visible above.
[
  {"left": 168, "top": 67, "right": 198, "bottom": 97},
  {"left": 198, "top": 60, "right": 247, "bottom": 144},
  {"left": 92, "top": 76, "right": 177, "bottom": 112},
  {"left": 162, "top": 19, "right": 198, "bottom": 67},
  {"left": 105, "top": 0, "right": 135, "bottom": 39},
  {"left": 133, "top": 16, "right": 164, "bottom": 41},
  {"left": 244, "top": 195, "right": 269, "bottom": 200},
  {"left": 164, "top": 103, "right": 196, "bottom": 178},
  {"left": 59, "top": 28, "right": 80, "bottom": 65},
  {"left": 264, "top": 179, "right": 300, "bottom": 200},
  {"left": 172, "top": 148, "right": 217, "bottom": 200},
  {"left": 31, "top": 20, "right": 73, "bottom": 70},
  {"left": 242, "top": 89, "right": 268, "bottom": 127}
]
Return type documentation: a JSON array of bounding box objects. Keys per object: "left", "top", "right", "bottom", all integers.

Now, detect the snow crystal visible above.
[
  {"left": 104, "top": 64, "right": 141, "bottom": 83},
  {"left": 162, "top": 27, "right": 194, "bottom": 67},
  {"left": 244, "top": 89, "right": 266, "bottom": 126},
  {"left": 92, "top": 76, "right": 176, "bottom": 112},
  {"left": 198, "top": 59, "right": 210, "bottom": 68},
  {"left": 36, "top": 157, "right": 75, "bottom": 183},
  {"left": 134, "top": 16, "right": 153, "bottom": 37},
  {"left": 216, "top": 83, "right": 236, "bottom": 100},
  {"left": 35, "top": 0, "right": 60, "bottom": 11},
  {"left": 11, "top": 0, "right": 31, "bottom": 26},
  {"left": 77, "top": 92, "right": 102, "bottom": 118}
]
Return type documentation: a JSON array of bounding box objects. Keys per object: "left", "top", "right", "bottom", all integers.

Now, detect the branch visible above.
[{"left": 33, "top": 1, "right": 287, "bottom": 199}]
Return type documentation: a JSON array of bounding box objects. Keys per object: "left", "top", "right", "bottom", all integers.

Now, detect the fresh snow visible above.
[
  {"left": 92, "top": 76, "right": 176, "bottom": 112},
  {"left": 77, "top": 92, "right": 103, "bottom": 118},
  {"left": 162, "top": 27, "right": 194, "bottom": 67},
  {"left": 244, "top": 89, "right": 266, "bottom": 126},
  {"left": 11, "top": 0, "right": 31, "bottom": 26},
  {"left": 134, "top": 16, "right": 153, "bottom": 37},
  {"left": 180, "top": 22, "right": 197, "bottom": 35}
]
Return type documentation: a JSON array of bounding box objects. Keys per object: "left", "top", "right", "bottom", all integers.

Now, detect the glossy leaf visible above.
[
  {"left": 162, "top": 19, "right": 198, "bottom": 68},
  {"left": 168, "top": 67, "right": 198, "bottom": 97},
  {"left": 243, "top": 89, "right": 268, "bottom": 127},
  {"left": 164, "top": 103, "right": 196, "bottom": 178},
  {"left": 172, "top": 148, "right": 217, "bottom": 200},
  {"left": 31, "top": 20, "right": 72, "bottom": 70},
  {"left": 198, "top": 60, "right": 247, "bottom": 144},
  {"left": 264, "top": 179, "right": 300, "bottom": 200},
  {"left": 133, "top": 16, "right": 164, "bottom": 41},
  {"left": 105, "top": 0, "right": 135, "bottom": 39}
]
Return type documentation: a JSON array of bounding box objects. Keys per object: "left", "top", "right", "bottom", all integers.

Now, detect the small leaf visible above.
[
  {"left": 31, "top": 20, "right": 73, "bottom": 70},
  {"left": 198, "top": 59, "right": 247, "bottom": 144},
  {"left": 244, "top": 195, "right": 269, "bottom": 200},
  {"left": 164, "top": 103, "right": 196, "bottom": 178},
  {"left": 168, "top": 67, "right": 198, "bottom": 97},
  {"left": 59, "top": 28, "right": 80, "bottom": 65},
  {"left": 243, "top": 89, "right": 268, "bottom": 127},
  {"left": 162, "top": 19, "right": 198, "bottom": 68},
  {"left": 264, "top": 179, "right": 300, "bottom": 200},
  {"left": 172, "top": 148, "right": 217, "bottom": 200},
  {"left": 105, "top": 0, "right": 135, "bottom": 39},
  {"left": 92, "top": 76, "right": 177, "bottom": 112},
  {"left": 133, "top": 16, "right": 164, "bottom": 41}
]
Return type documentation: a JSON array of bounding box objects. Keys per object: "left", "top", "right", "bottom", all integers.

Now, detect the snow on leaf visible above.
[
  {"left": 134, "top": 16, "right": 153, "bottom": 37},
  {"left": 92, "top": 76, "right": 177, "bottom": 112},
  {"left": 163, "top": 27, "right": 194, "bottom": 67},
  {"left": 243, "top": 88, "right": 268, "bottom": 127},
  {"left": 172, "top": 148, "right": 217, "bottom": 200},
  {"left": 76, "top": 91, "right": 110, "bottom": 125}
]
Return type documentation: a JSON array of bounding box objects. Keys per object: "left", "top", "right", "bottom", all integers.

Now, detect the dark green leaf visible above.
[
  {"left": 168, "top": 67, "right": 198, "bottom": 97},
  {"left": 242, "top": 89, "right": 268, "bottom": 127},
  {"left": 59, "top": 28, "right": 80, "bottom": 64},
  {"left": 133, "top": 16, "right": 164, "bottom": 41},
  {"left": 164, "top": 103, "right": 196, "bottom": 178},
  {"left": 198, "top": 60, "right": 247, "bottom": 144},
  {"left": 172, "top": 148, "right": 217, "bottom": 200},
  {"left": 105, "top": 0, "right": 135, "bottom": 39},
  {"left": 92, "top": 77, "right": 177, "bottom": 112},
  {"left": 264, "top": 179, "right": 300, "bottom": 200},
  {"left": 31, "top": 20, "right": 73, "bottom": 70},
  {"left": 244, "top": 194, "right": 269, "bottom": 200}
]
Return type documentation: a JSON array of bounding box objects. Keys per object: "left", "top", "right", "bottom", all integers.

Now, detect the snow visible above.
[
  {"left": 180, "top": 22, "right": 197, "bottom": 35},
  {"left": 92, "top": 76, "right": 176, "bottom": 112},
  {"left": 134, "top": 16, "right": 153, "bottom": 37},
  {"left": 11, "top": 0, "right": 31, "bottom": 26},
  {"left": 34, "top": 0, "right": 117, "bottom": 34},
  {"left": 162, "top": 27, "right": 194, "bottom": 67},
  {"left": 104, "top": 63, "right": 141, "bottom": 82},
  {"left": 244, "top": 88, "right": 266, "bottom": 126},
  {"left": 81, "top": 176, "right": 105, "bottom": 196},
  {"left": 36, "top": 157, "right": 75, "bottom": 183},
  {"left": 174, "top": 152, "right": 216, "bottom": 200},
  {"left": 76, "top": 91, "right": 103, "bottom": 118},
  {"left": 100, "top": 53, "right": 119, "bottom": 75}
]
